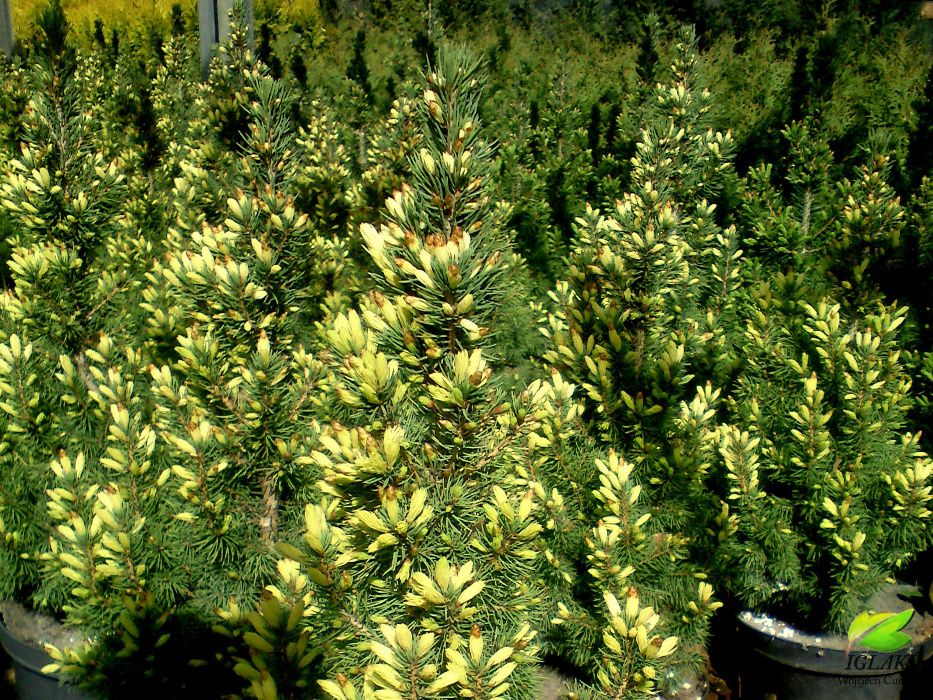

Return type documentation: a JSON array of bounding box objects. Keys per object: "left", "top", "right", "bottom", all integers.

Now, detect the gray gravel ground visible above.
[{"left": 538, "top": 666, "right": 568, "bottom": 699}]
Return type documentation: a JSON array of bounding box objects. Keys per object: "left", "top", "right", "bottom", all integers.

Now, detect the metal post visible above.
[
  {"left": 199, "top": 0, "right": 254, "bottom": 78},
  {"left": 0, "top": 0, "right": 14, "bottom": 58}
]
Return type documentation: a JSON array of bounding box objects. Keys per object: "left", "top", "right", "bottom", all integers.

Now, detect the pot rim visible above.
[
  {"left": 735, "top": 608, "right": 933, "bottom": 677},
  {"left": 0, "top": 614, "right": 60, "bottom": 676}
]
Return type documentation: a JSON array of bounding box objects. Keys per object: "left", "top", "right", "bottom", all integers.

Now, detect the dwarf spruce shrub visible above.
[
  {"left": 0, "top": 10, "right": 138, "bottom": 611},
  {"left": 537, "top": 24, "right": 734, "bottom": 692},
  {"left": 712, "top": 295, "right": 932, "bottom": 632},
  {"left": 4, "top": 13, "right": 353, "bottom": 693},
  {"left": 231, "top": 45, "right": 571, "bottom": 700}
]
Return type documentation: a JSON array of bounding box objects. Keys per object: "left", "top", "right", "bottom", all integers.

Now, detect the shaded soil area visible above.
[{"left": 1, "top": 650, "right": 15, "bottom": 696}]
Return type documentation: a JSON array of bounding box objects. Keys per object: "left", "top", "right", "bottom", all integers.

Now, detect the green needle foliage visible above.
[
  {"left": 562, "top": 586, "right": 690, "bottom": 700},
  {"left": 0, "top": 6, "right": 193, "bottom": 694},
  {"left": 0, "top": 2, "right": 149, "bottom": 616},
  {"left": 537, "top": 24, "right": 737, "bottom": 690},
  {"left": 741, "top": 122, "right": 906, "bottom": 316},
  {"left": 547, "top": 449, "right": 723, "bottom": 698},
  {"left": 351, "top": 93, "right": 423, "bottom": 243},
  {"left": 741, "top": 119, "right": 835, "bottom": 281},
  {"left": 295, "top": 102, "right": 356, "bottom": 242},
  {"left": 0, "top": 3, "right": 929, "bottom": 697},
  {"left": 39, "top": 340, "right": 186, "bottom": 691},
  {"left": 542, "top": 24, "right": 740, "bottom": 541},
  {"left": 0, "top": 59, "right": 29, "bottom": 159},
  {"left": 712, "top": 294, "right": 933, "bottom": 632},
  {"left": 12, "top": 13, "right": 351, "bottom": 694},
  {"left": 907, "top": 176, "right": 933, "bottom": 447},
  {"left": 140, "top": 21, "right": 342, "bottom": 626},
  {"left": 232, "top": 45, "right": 558, "bottom": 700}
]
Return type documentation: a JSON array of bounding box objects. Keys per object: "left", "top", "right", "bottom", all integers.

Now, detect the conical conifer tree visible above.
[
  {"left": 537, "top": 25, "right": 736, "bottom": 687},
  {"left": 32, "top": 18, "right": 350, "bottom": 694},
  {"left": 0, "top": 4, "right": 144, "bottom": 615},
  {"left": 542, "top": 25, "right": 739, "bottom": 536},
  {"left": 0, "top": 9, "right": 202, "bottom": 695},
  {"left": 235, "top": 45, "right": 558, "bottom": 700},
  {"left": 139, "top": 34, "right": 346, "bottom": 624},
  {"left": 741, "top": 122, "right": 906, "bottom": 317},
  {"left": 712, "top": 295, "right": 933, "bottom": 632}
]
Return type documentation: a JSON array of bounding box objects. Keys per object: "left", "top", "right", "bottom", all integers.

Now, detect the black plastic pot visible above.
[
  {"left": 730, "top": 609, "right": 933, "bottom": 699},
  {"left": 0, "top": 618, "right": 90, "bottom": 700}
]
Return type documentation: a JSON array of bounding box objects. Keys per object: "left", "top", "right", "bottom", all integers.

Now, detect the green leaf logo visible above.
[{"left": 847, "top": 609, "right": 914, "bottom": 653}]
